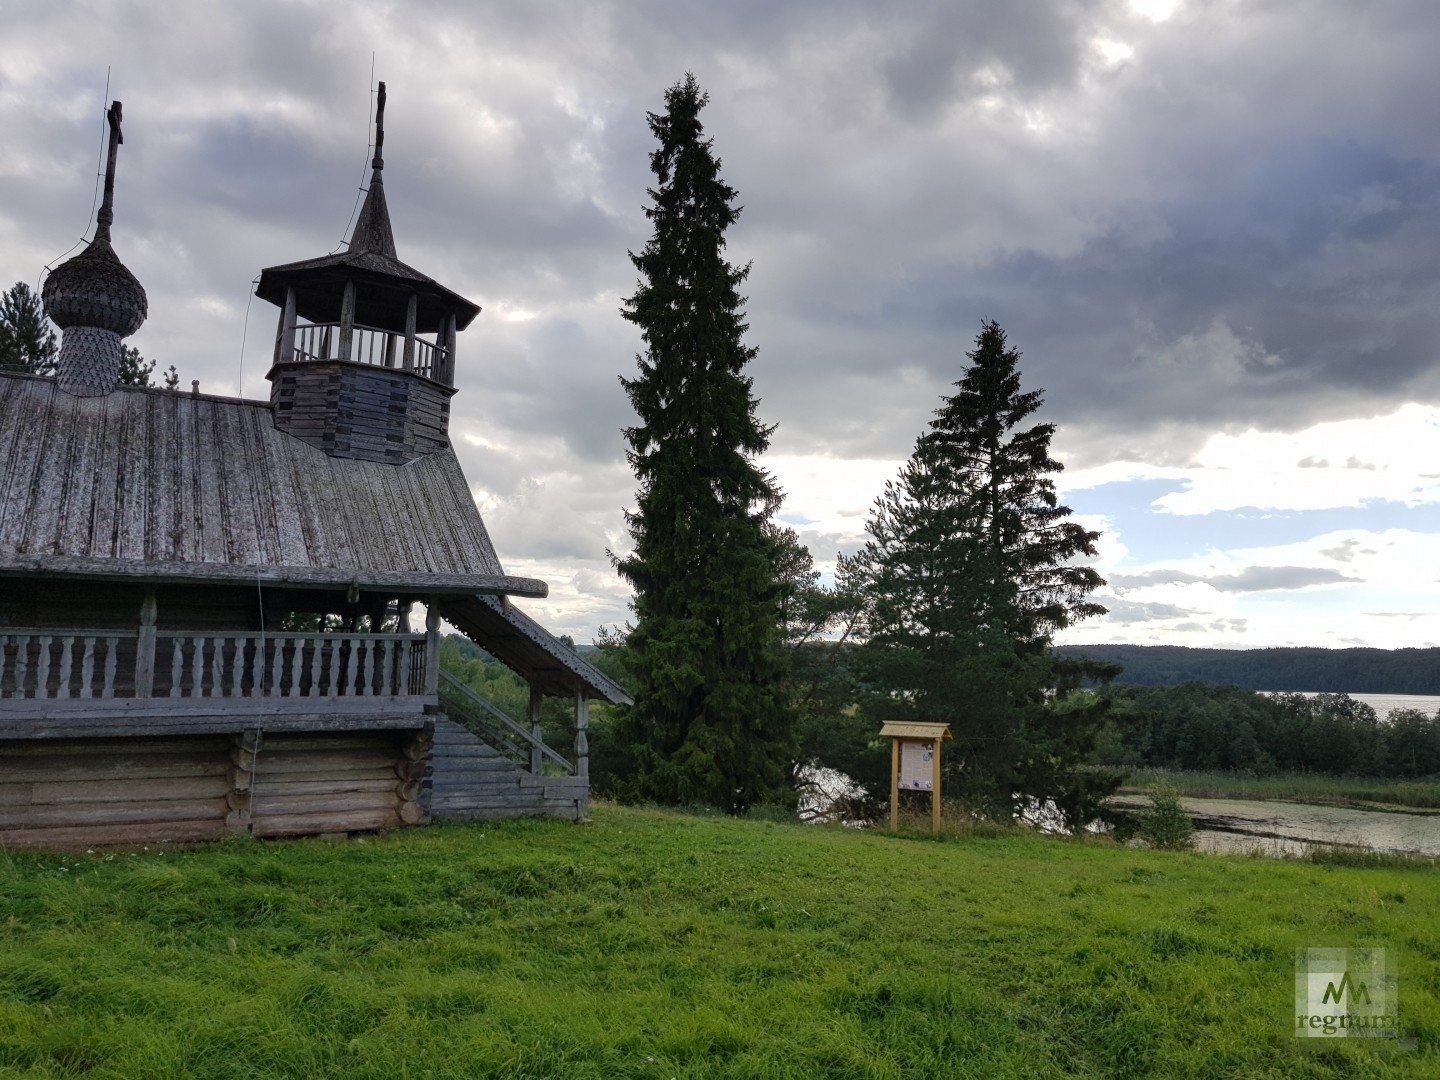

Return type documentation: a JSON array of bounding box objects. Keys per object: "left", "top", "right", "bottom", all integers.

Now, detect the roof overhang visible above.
[
  {"left": 439, "top": 594, "right": 632, "bottom": 704},
  {"left": 256, "top": 256, "right": 480, "bottom": 333},
  {"left": 879, "top": 722, "right": 953, "bottom": 741},
  {"left": 0, "top": 556, "right": 547, "bottom": 599}
]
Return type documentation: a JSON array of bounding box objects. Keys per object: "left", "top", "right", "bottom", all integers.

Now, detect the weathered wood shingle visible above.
[{"left": 0, "top": 373, "right": 544, "bottom": 597}]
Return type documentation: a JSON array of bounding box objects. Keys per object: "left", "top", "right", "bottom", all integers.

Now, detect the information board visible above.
[{"left": 899, "top": 740, "right": 935, "bottom": 790}]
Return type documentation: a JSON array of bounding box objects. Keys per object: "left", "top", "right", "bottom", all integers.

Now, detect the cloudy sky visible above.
[{"left": 4, "top": 0, "right": 1439, "bottom": 650}]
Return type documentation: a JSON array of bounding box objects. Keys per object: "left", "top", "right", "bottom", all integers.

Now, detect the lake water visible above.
[
  {"left": 1260, "top": 691, "right": 1440, "bottom": 717},
  {"left": 1111, "top": 794, "right": 1440, "bottom": 857}
]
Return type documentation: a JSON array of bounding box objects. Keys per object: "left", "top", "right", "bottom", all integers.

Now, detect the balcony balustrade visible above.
[
  {"left": 0, "top": 629, "right": 433, "bottom": 714},
  {"left": 289, "top": 320, "right": 448, "bottom": 383}
]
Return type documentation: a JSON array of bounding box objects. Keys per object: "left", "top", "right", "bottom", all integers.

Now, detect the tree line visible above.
[
  {"left": 1054, "top": 644, "right": 1440, "bottom": 695},
  {"left": 1089, "top": 682, "right": 1440, "bottom": 779}
]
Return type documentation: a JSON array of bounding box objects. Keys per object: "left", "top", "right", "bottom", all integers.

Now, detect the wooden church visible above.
[{"left": 0, "top": 88, "right": 629, "bottom": 848}]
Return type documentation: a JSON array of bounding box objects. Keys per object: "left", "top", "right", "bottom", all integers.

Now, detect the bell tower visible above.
[{"left": 256, "top": 83, "right": 481, "bottom": 463}]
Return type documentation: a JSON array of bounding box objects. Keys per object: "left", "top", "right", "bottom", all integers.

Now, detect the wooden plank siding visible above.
[{"left": 270, "top": 362, "right": 452, "bottom": 465}]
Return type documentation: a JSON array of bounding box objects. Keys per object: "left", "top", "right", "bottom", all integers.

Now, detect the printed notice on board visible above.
[{"left": 899, "top": 740, "right": 934, "bottom": 790}]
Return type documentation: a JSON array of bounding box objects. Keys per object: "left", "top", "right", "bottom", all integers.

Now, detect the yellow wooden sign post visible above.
[{"left": 880, "top": 721, "right": 952, "bottom": 835}]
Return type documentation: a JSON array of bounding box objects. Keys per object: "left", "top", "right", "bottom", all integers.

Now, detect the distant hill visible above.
[{"left": 1053, "top": 644, "right": 1440, "bottom": 694}]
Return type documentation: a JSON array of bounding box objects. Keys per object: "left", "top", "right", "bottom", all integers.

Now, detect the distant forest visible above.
[{"left": 1052, "top": 645, "right": 1440, "bottom": 695}]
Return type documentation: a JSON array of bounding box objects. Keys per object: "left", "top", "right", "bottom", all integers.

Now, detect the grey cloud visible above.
[
  {"left": 1094, "top": 598, "right": 1194, "bottom": 625},
  {"left": 879, "top": 0, "right": 1092, "bottom": 119},
  {"left": 1320, "top": 539, "right": 1373, "bottom": 562},
  {"left": 1212, "top": 567, "right": 1364, "bottom": 592},
  {"left": 1209, "top": 618, "right": 1248, "bottom": 634},
  {"left": 1110, "top": 566, "right": 1363, "bottom": 592}
]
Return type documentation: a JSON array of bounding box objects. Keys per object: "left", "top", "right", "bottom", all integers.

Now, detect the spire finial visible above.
[
  {"left": 372, "top": 82, "right": 386, "bottom": 172},
  {"left": 347, "top": 81, "right": 397, "bottom": 258},
  {"left": 95, "top": 100, "right": 123, "bottom": 244}
]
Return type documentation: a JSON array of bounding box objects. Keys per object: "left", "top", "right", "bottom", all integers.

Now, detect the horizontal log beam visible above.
[
  {"left": 0, "top": 797, "right": 229, "bottom": 829},
  {"left": 0, "top": 698, "right": 433, "bottom": 720},
  {"left": 0, "top": 818, "right": 228, "bottom": 849},
  {"left": 251, "top": 807, "right": 400, "bottom": 837},
  {"left": 0, "top": 712, "right": 433, "bottom": 740}
]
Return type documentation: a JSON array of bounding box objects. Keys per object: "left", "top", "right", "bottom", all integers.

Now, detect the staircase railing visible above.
[{"left": 437, "top": 670, "right": 574, "bottom": 775}]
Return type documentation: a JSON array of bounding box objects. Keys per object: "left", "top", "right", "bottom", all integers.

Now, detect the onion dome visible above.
[
  {"left": 42, "top": 233, "right": 148, "bottom": 337},
  {"left": 43, "top": 101, "right": 147, "bottom": 397}
]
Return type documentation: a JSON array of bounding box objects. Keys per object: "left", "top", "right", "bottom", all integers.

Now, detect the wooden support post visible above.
[
  {"left": 402, "top": 294, "right": 417, "bottom": 371},
  {"left": 574, "top": 689, "right": 589, "bottom": 781},
  {"left": 931, "top": 740, "right": 942, "bottom": 836},
  {"left": 889, "top": 738, "right": 899, "bottom": 834},
  {"left": 529, "top": 684, "right": 543, "bottom": 776},
  {"left": 135, "top": 589, "right": 157, "bottom": 698},
  {"left": 442, "top": 312, "right": 457, "bottom": 384},
  {"left": 423, "top": 602, "right": 441, "bottom": 696},
  {"left": 397, "top": 601, "right": 412, "bottom": 634},
  {"left": 280, "top": 286, "right": 297, "bottom": 364},
  {"left": 339, "top": 279, "right": 356, "bottom": 362},
  {"left": 227, "top": 729, "right": 260, "bottom": 833},
  {"left": 272, "top": 305, "right": 286, "bottom": 366}
]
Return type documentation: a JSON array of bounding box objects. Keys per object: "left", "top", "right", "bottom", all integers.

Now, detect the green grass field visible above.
[
  {"left": 1119, "top": 768, "right": 1440, "bottom": 809},
  {"left": 1, "top": 806, "right": 1437, "bottom": 1078}
]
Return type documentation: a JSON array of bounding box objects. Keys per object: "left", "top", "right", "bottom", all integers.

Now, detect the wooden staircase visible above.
[{"left": 428, "top": 717, "right": 587, "bottom": 821}]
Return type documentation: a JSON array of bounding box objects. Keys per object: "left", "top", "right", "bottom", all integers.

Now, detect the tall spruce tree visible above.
[
  {"left": 926, "top": 320, "right": 1108, "bottom": 642},
  {"left": 844, "top": 321, "right": 1120, "bottom": 825},
  {"left": 611, "top": 74, "right": 792, "bottom": 813},
  {"left": 0, "top": 281, "right": 58, "bottom": 375}
]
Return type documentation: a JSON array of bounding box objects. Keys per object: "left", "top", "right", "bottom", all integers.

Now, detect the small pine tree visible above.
[
  {"left": 116, "top": 346, "right": 180, "bottom": 390},
  {"left": 611, "top": 74, "right": 793, "bottom": 814},
  {"left": 0, "top": 281, "right": 58, "bottom": 375},
  {"left": 118, "top": 345, "right": 155, "bottom": 387}
]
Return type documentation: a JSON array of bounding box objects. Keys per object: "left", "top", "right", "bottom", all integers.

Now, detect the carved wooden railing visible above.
[
  {"left": 156, "top": 633, "right": 427, "bottom": 700},
  {"left": 437, "top": 670, "right": 574, "bottom": 774},
  {"left": 0, "top": 630, "right": 430, "bottom": 703},
  {"left": 289, "top": 321, "right": 446, "bottom": 382},
  {"left": 0, "top": 630, "right": 135, "bottom": 700}
]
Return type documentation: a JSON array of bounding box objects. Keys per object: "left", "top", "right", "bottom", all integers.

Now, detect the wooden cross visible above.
[
  {"left": 95, "top": 101, "right": 123, "bottom": 241},
  {"left": 372, "top": 82, "right": 386, "bottom": 172}
]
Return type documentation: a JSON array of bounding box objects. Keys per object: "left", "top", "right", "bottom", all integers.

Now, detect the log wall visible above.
[
  {"left": 243, "top": 729, "right": 430, "bottom": 837},
  {"left": 0, "top": 728, "right": 431, "bottom": 848},
  {"left": 0, "top": 735, "right": 232, "bottom": 847},
  {"left": 270, "top": 361, "right": 452, "bottom": 464}
]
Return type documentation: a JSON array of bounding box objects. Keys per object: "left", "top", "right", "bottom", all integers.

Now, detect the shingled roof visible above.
[{"left": 0, "top": 372, "right": 544, "bottom": 597}]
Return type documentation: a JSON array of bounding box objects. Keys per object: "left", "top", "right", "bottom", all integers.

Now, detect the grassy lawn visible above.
[
  {"left": 1, "top": 805, "right": 1436, "bottom": 1079},
  {"left": 1119, "top": 768, "right": 1440, "bottom": 810}
]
